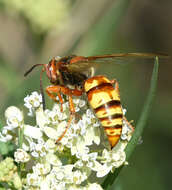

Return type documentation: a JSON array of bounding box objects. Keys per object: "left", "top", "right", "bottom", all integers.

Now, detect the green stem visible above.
[
  {"left": 18, "top": 126, "right": 24, "bottom": 178},
  {"left": 18, "top": 126, "right": 24, "bottom": 149},
  {"left": 102, "top": 57, "right": 159, "bottom": 189}
]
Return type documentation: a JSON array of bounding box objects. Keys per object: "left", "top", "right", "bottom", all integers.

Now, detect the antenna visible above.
[
  {"left": 24, "top": 64, "right": 44, "bottom": 77},
  {"left": 24, "top": 64, "right": 46, "bottom": 110}
]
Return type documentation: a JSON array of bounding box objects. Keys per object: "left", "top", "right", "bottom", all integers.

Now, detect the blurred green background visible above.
[{"left": 0, "top": 0, "right": 171, "bottom": 189}]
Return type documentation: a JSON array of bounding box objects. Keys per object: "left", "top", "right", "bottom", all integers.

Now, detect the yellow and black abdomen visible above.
[{"left": 84, "top": 75, "right": 123, "bottom": 148}]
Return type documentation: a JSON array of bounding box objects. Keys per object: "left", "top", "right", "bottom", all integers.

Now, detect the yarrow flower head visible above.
[
  {"left": 0, "top": 91, "right": 133, "bottom": 189},
  {"left": 14, "top": 148, "right": 30, "bottom": 163}
]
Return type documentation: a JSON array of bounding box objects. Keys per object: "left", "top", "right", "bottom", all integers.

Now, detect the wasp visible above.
[{"left": 24, "top": 53, "right": 167, "bottom": 148}]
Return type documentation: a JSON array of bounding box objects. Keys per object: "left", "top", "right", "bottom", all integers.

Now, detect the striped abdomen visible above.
[{"left": 84, "top": 75, "right": 123, "bottom": 148}]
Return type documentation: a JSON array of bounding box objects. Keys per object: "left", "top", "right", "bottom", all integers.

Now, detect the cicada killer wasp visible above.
[{"left": 24, "top": 53, "right": 168, "bottom": 148}]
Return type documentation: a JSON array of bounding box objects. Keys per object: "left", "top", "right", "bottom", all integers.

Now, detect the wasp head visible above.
[
  {"left": 45, "top": 57, "right": 61, "bottom": 84},
  {"left": 24, "top": 57, "right": 62, "bottom": 109}
]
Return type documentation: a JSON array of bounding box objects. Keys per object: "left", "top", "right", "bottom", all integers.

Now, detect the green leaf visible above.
[
  {"left": 125, "top": 56, "right": 159, "bottom": 159},
  {"left": 0, "top": 142, "right": 14, "bottom": 156},
  {"left": 102, "top": 57, "right": 159, "bottom": 189}
]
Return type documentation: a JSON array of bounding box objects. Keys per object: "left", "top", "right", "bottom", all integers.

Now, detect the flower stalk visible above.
[{"left": 18, "top": 127, "right": 24, "bottom": 149}]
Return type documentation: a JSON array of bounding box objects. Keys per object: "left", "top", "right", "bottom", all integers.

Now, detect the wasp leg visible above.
[
  {"left": 46, "top": 85, "right": 83, "bottom": 143},
  {"left": 68, "top": 95, "right": 75, "bottom": 114},
  {"left": 110, "top": 79, "right": 117, "bottom": 84},
  {"left": 56, "top": 93, "right": 84, "bottom": 144},
  {"left": 110, "top": 79, "right": 121, "bottom": 95},
  {"left": 56, "top": 114, "right": 73, "bottom": 143},
  {"left": 123, "top": 116, "right": 134, "bottom": 132},
  {"left": 55, "top": 95, "right": 75, "bottom": 144},
  {"left": 57, "top": 93, "right": 64, "bottom": 111},
  {"left": 46, "top": 85, "right": 83, "bottom": 98},
  {"left": 46, "top": 85, "right": 83, "bottom": 113},
  {"left": 55, "top": 95, "right": 82, "bottom": 144},
  {"left": 46, "top": 86, "right": 64, "bottom": 111}
]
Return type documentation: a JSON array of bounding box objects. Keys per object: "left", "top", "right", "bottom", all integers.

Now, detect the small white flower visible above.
[
  {"left": 86, "top": 109, "right": 94, "bottom": 118},
  {"left": 5, "top": 106, "right": 23, "bottom": 128},
  {"left": 79, "top": 99, "right": 86, "bottom": 108},
  {"left": 97, "top": 147, "right": 126, "bottom": 176},
  {"left": 122, "top": 108, "right": 127, "bottom": 115},
  {"left": 43, "top": 126, "right": 59, "bottom": 140},
  {"left": 33, "top": 163, "right": 51, "bottom": 175},
  {"left": 46, "top": 153, "right": 62, "bottom": 166},
  {"left": 30, "top": 139, "right": 48, "bottom": 158},
  {"left": 58, "top": 111, "right": 68, "bottom": 121},
  {"left": 94, "top": 161, "right": 112, "bottom": 178},
  {"left": 14, "top": 148, "right": 30, "bottom": 163},
  {"left": 31, "top": 151, "right": 39, "bottom": 158},
  {"left": 86, "top": 183, "right": 104, "bottom": 190},
  {"left": 73, "top": 98, "right": 80, "bottom": 105},
  {"left": 27, "top": 173, "right": 42, "bottom": 186},
  {"left": 121, "top": 118, "right": 133, "bottom": 141},
  {"left": 42, "top": 173, "right": 55, "bottom": 189},
  {"left": 52, "top": 182, "right": 66, "bottom": 190},
  {"left": 72, "top": 170, "right": 87, "bottom": 185},
  {"left": 24, "top": 125, "right": 43, "bottom": 139},
  {"left": 35, "top": 143, "right": 47, "bottom": 157},
  {"left": 71, "top": 137, "right": 90, "bottom": 158},
  {"left": 45, "top": 139, "right": 56, "bottom": 153},
  {"left": 22, "top": 141, "right": 30, "bottom": 151},
  {"left": 44, "top": 109, "right": 59, "bottom": 125},
  {"left": 51, "top": 164, "right": 76, "bottom": 185},
  {"left": 111, "top": 149, "right": 126, "bottom": 168},
  {"left": 24, "top": 91, "right": 42, "bottom": 116},
  {"left": 40, "top": 179, "right": 51, "bottom": 190},
  {"left": 68, "top": 184, "right": 85, "bottom": 190},
  {"left": 84, "top": 126, "right": 100, "bottom": 146},
  {"left": 0, "top": 126, "right": 14, "bottom": 143},
  {"left": 36, "top": 108, "right": 48, "bottom": 129},
  {"left": 74, "top": 160, "right": 84, "bottom": 168},
  {"left": 0, "top": 132, "right": 12, "bottom": 142}
]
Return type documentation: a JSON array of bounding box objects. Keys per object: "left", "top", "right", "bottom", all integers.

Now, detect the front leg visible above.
[
  {"left": 46, "top": 85, "right": 83, "bottom": 110},
  {"left": 46, "top": 85, "right": 83, "bottom": 143},
  {"left": 46, "top": 86, "right": 64, "bottom": 111},
  {"left": 46, "top": 85, "right": 83, "bottom": 99}
]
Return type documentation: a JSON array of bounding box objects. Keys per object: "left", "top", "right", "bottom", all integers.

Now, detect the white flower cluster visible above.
[{"left": 0, "top": 91, "right": 133, "bottom": 189}]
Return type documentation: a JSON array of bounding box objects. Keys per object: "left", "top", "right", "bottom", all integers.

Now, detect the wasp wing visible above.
[
  {"left": 66, "top": 53, "right": 169, "bottom": 72},
  {"left": 85, "top": 52, "right": 168, "bottom": 60}
]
